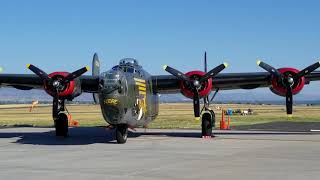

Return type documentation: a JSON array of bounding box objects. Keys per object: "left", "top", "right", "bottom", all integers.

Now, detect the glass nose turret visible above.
[{"left": 101, "top": 70, "right": 123, "bottom": 94}]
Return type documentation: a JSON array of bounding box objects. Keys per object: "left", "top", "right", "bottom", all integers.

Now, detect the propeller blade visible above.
[
  {"left": 295, "top": 61, "right": 320, "bottom": 79},
  {"left": 256, "top": 60, "right": 283, "bottom": 79},
  {"left": 163, "top": 65, "right": 191, "bottom": 82},
  {"left": 193, "top": 91, "right": 200, "bottom": 120},
  {"left": 286, "top": 86, "right": 293, "bottom": 116},
  {"left": 199, "top": 63, "right": 228, "bottom": 83},
  {"left": 65, "top": 66, "right": 89, "bottom": 82},
  {"left": 27, "top": 64, "right": 51, "bottom": 82}
]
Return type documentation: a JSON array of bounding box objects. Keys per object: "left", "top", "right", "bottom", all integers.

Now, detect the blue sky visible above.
[{"left": 1, "top": 0, "right": 320, "bottom": 94}]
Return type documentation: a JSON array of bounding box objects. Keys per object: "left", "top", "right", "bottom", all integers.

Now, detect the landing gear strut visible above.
[
  {"left": 116, "top": 124, "right": 128, "bottom": 144},
  {"left": 201, "top": 87, "right": 218, "bottom": 138},
  {"left": 53, "top": 98, "right": 68, "bottom": 137}
]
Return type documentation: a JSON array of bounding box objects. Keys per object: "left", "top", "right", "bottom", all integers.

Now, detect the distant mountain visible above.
[{"left": 0, "top": 87, "right": 320, "bottom": 105}]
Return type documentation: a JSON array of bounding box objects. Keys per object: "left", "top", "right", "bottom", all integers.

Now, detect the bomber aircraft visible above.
[{"left": 0, "top": 53, "right": 320, "bottom": 143}]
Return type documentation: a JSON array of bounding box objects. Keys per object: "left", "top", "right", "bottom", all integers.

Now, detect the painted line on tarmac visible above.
[
  {"left": 216, "top": 137, "right": 320, "bottom": 142},
  {"left": 310, "top": 129, "right": 320, "bottom": 132}
]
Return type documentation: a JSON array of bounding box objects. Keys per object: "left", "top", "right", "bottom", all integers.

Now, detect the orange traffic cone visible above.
[
  {"left": 220, "top": 109, "right": 226, "bottom": 130},
  {"left": 68, "top": 114, "right": 79, "bottom": 127},
  {"left": 220, "top": 109, "right": 230, "bottom": 130}
]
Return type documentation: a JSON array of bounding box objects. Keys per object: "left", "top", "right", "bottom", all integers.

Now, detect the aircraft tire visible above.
[
  {"left": 202, "top": 112, "right": 214, "bottom": 137},
  {"left": 55, "top": 113, "right": 69, "bottom": 137},
  {"left": 116, "top": 124, "right": 128, "bottom": 144}
]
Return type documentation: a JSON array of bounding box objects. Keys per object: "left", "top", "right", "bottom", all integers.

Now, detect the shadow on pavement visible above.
[
  {"left": 0, "top": 125, "right": 316, "bottom": 146},
  {"left": 0, "top": 127, "right": 118, "bottom": 145}
]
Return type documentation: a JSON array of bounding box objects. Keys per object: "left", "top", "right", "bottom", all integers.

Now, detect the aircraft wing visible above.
[
  {"left": 152, "top": 71, "right": 320, "bottom": 94},
  {"left": 0, "top": 74, "right": 99, "bottom": 93}
]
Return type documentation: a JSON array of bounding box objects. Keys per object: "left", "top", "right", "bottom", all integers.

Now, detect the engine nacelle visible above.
[
  {"left": 44, "top": 72, "right": 82, "bottom": 100},
  {"left": 180, "top": 71, "right": 213, "bottom": 99},
  {"left": 269, "top": 68, "right": 305, "bottom": 97}
]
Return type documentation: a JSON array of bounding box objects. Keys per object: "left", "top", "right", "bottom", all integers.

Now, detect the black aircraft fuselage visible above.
[{"left": 99, "top": 58, "right": 159, "bottom": 128}]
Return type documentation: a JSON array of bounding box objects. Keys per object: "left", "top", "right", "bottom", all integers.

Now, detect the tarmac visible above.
[{"left": 0, "top": 127, "right": 320, "bottom": 180}]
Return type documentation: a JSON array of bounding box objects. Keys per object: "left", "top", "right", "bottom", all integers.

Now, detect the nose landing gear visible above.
[{"left": 116, "top": 124, "right": 128, "bottom": 144}]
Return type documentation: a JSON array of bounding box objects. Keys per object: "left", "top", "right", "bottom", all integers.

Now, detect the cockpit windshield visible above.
[
  {"left": 111, "top": 65, "right": 135, "bottom": 73},
  {"left": 119, "top": 58, "right": 139, "bottom": 66}
]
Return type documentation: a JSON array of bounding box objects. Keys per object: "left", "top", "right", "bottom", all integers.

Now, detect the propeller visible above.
[
  {"left": 163, "top": 60, "right": 228, "bottom": 120},
  {"left": 27, "top": 64, "right": 89, "bottom": 89},
  {"left": 27, "top": 64, "right": 89, "bottom": 118},
  {"left": 257, "top": 60, "right": 320, "bottom": 116}
]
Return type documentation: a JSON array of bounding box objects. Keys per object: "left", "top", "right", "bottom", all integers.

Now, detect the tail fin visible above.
[
  {"left": 203, "top": 51, "right": 209, "bottom": 106},
  {"left": 204, "top": 51, "right": 207, "bottom": 73},
  {"left": 92, "top": 53, "right": 100, "bottom": 104}
]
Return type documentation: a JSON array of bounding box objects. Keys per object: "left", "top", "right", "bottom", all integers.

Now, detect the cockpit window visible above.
[
  {"left": 119, "top": 58, "right": 139, "bottom": 66},
  {"left": 112, "top": 65, "right": 135, "bottom": 73},
  {"left": 123, "top": 67, "right": 134, "bottom": 73}
]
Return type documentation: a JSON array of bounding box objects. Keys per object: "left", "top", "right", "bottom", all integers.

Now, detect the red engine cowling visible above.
[
  {"left": 44, "top": 72, "right": 82, "bottom": 99},
  {"left": 270, "top": 68, "right": 305, "bottom": 96},
  {"left": 180, "top": 71, "right": 213, "bottom": 99}
]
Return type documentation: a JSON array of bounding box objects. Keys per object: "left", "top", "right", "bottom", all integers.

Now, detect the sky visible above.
[{"left": 1, "top": 0, "right": 320, "bottom": 94}]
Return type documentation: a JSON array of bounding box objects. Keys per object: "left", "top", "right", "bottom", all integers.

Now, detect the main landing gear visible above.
[
  {"left": 116, "top": 124, "right": 128, "bottom": 144},
  {"left": 201, "top": 110, "right": 215, "bottom": 138},
  {"left": 53, "top": 98, "right": 68, "bottom": 137}
]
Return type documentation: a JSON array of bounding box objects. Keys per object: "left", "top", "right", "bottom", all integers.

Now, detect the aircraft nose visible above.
[{"left": 102, "top": 104, "right": 120, "bottom": 123}]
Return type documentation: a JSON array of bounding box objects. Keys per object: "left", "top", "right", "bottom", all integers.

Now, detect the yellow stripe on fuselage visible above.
[
  {"left": 139, "top": 91, "right": 147, "bottom": 95},
  {"left": 138, "top": 86, "right": 146, "bottom": 91},
  {"left": 134, "top": 77, "right": 147, "bottom": 95},
  {"left": 134, "top": 78, "right": 146, "bottom": 83},
  {"left": 136, "top": 82, "right": 146, "bottom": 88},
  {"left": 134, "top": 78, "right": 148, "bottom": 114}
]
